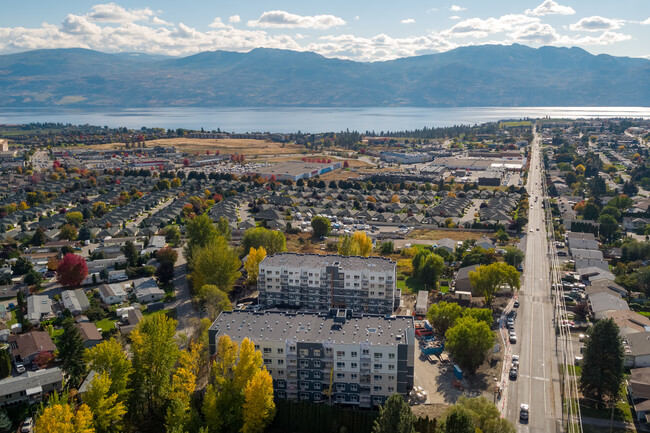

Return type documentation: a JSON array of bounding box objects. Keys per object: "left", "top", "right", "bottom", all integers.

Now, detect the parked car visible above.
[
  {"left": 16, "top": 364, "right": 25, "bottom": 374},
  {"left": 509, "top": 334, "right": 517, "bottom": 344},
  {"left": 21, "top": 417, "right": 33, "bottom": 433},
  {"left": 509, "top": 367, "right": 518, "bottom": 380},
  {"left": 514, "top": 300, "right": 519, "bottom": 308}
]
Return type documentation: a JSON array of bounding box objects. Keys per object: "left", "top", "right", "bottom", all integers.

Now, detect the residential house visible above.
[
  {"left": 8, "top": 331, "right": 57, "bottom": 365},
  {"left": 119, "top": 308, "right": 143, "bottom": 335},
  {"left": 475, "top": 236, "right": 495, "bottom": 250},
  {"left": 625, "top": 332, "right": 650, "bottom": 368},
  {"left": 455, "top": 265, "right": 479, "bottom": 293},
  {"left": 628, "top": 367, "right": 650, "bottom": 422},
  {"left": 605, "top": 310, "right": 650, "bottom": 337},
  {"left": 589, "top": 291, "right": 629, "bottom": 321},
  {"left": 26, "top": 295, "right": 53, "bottom": 325},
  {"left": 74, "top": 322, "right": 103, "bottom": 348},
  {"left": 433, "top": 238, "right": 457, "bottom": 254},
  {"left": 132, "top": 277, "right": 164, "bottom": 303},
  {"left": 0, "top": 367, "right": 63, "bottom": 406},
  {"left": 61, "top": 289, "right": 90, "bottom": 316},
  {"left": 98, "top": 283, "right": 127, "bottom": 305}
]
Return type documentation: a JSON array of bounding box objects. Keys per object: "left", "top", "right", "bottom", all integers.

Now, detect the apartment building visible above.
[
  {"left": 258, "top": 253, "right": 398, "bottom": 314},
  {"left": 209, "top": 309, "right": 415, "bottom": 408}
]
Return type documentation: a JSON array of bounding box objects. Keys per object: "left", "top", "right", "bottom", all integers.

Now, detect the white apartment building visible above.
[
  {"left": 209, "top": 309, "right": 415, "bottom": 408},
  {"left": 258, "top": 253, "right": 398, "bottom": 314}
]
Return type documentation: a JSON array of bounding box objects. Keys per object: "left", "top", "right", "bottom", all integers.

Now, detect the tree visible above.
[
  {"left": 0, "top": 409, "right": 11, "bottom": 433},
  {"left": 35, "top": 401, "right": 94, "bottom": 433},
  {"left": 58, "top": 317, "right": 86, "bottom": 388},
  {"left": 84, "top": 373, "right": 127, "bottom": 433},
  {"left": 155, "top": 246, "right": 178, "bottom": 284},
  {"left": 427, "top": 301, "right": 463, "bottom": 335},
  {"left": 419, "top": 253, "right": 444, "bottom": 288},
  {"left": 99, "top": 268, "right": 109, "bottom": 282},
  {"left": 445, "top": 316, "right": 494, "bottom": 374},
  {"left": 165, "top": 226, "right": 181, "bottom": 246},
  {"left": 121, "top": 241, "right": 139, "bottom": 268},
  {"left": 380, "top": 241, "right": 394, "bottom": 254},
  {"left": 311, "top": 216, "right": 331, "bottom": 237},
  {"left": 502, "top": 247, "right": 524, "bottom": 268},
  {"left": 31, "top": 228, "right": 46, "bottom": 246},
  {"left": 65, "top": 211, "right": 84, "bottom": 227},
  {"left": 338, "top": 231, "right": 373, "bottom": 256},
  {"left": 242, "top": 368, "right": 276, "bottom": 433},
  {"left": 338, "top": 234, "right": 359, "bottom": 256},
  {"left": 468, "top": 262, "right": 520, "bottom": 307},
  {"left": 198, "top": 284, "right": 232, "bottom": 321},
  {"left": 191, "top": 237, "right": 241, "bottom": 294},
  {"left": 442, "top": 406, "right": 474, "bottom": 433},
  {"left": 580, "top": 318, "right": 625, "bottom": 405},
  {"left": 453, "top": 396, "right": 514, "bottom": 433},
  {"left": 598, "top": 214, "right": 619, "bottom": 243},
  {"left": 12, "top": 256, "right": 33, "bottom": 275},
  {"left": 84, "top": 339, "right": 132, "bottom": 402},
  {"left": 25, "top": 269, "right": 43, "bottom": 289},
  {"left": 244, "top": 247, "right": 266, "bottom": 284},
  {"left": 372, "top": 393, "right": 416, "bottom": 433},
  {"left": 78, "top": 226, "right": 92, "bottom": 241},
  {"left": 129, "top": 313, "right": 179, "bottom": 422},
  {"left": 0, "top": 349, "right": 10, "bottom": 379},
  {"left": 215, "top": 216, "right": 232, "bottom": 241},
  {"left": 583, "top": 202, "right": 600, "bottom": 221},
  {"left": 242, "top": 227, "right": 287, "bottom": 256},
  {"left": 59, "top": 224, "right": 78, "bottom": 241},
  {"left": 57, "top": 254, "right": 88, "bottom": 287},
  {"left": 184, "top": 214, "right": 219, "bottom": 268},
  {"left": 165, "top": 343, "right": 201, "bottom": 433},
  {"left": 462, "top": 308, "right": 493, "bottom": 327}
]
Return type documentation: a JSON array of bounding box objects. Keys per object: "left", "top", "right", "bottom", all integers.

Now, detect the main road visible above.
[{"left": 505, "top": 128, "right": 562, "bottom": 432}]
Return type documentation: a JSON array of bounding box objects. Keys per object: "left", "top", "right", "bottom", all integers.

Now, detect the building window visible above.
[
  {"left": 337, "top": 362, "right": 345, "bottom": 369},
  {"left": 264, "top": 358, "right": 271, "bottom": 365},
  {"left": 350, "top": 373, "right": 358, "bottom": 379},
  {"left": 263, "top": 348, "right": 272, "bottom": 354},
  {"left": 374, "top": 353, "right": 382, "bottom": 359},
  {"left": 373, "top": 386, "right": 382, "bottom": 392},
  {"left": 278, "top": 348, "right": 284, "bottom": 354},
  {"left": 374, "top": 364, "right": 382, "bottom": 370},
  {"left": 278, "top": 360, "right": 284, "bottom": 366},
  {"left": 373, "top": 375, "right": 382, "bottom": 381},
  {"left": 300, "top": 360, "right": 309, "bottom": 368},
  {"left": 388, "top": 375, "right": 395, "bottom": 381},
  {"left": 314, "top": 371, "right": 321, "bottom": 379},
  {"left": 314, "top": 350, "right": 320, "bottom": 357},
  {"left": 277, "top": 391, "right": 286, "bottom": 398},
  {"left": 388, "top": 386, "right": 395, "bottom": 393},
  {"left": 336, "top": 373, "right": 345, "bottom": 379},
  {"left": 350, "top": 384, "right": 358, "bottom": 391},
  {"left": 314, "top": 360, "right": 321, "bottom": 368},
  {"left": 336, "top": 351, "right": 345, "bottom": 357},
  {"left": 350, "top": 362, "right": 358, "bottom": 369},
  {"left": 351, "top": 351, "right": 357, "bottom": 357},
  {"left": 388, "top": 365, "right": 395, "bottom": 371},
  {"left": 277, "top": 380, "right": 286, "bottom": 387},
  {"left": 388, "top": 353, "right": 395, "bottom": 359}
]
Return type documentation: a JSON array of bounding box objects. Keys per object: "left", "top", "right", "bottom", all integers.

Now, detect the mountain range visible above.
[{"left": 0, "top": 44, "right": 648, "bottom": 107}]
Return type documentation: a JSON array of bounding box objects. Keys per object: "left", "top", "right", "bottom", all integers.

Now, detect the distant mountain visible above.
[{"left": 0, "top": 44, "right": 648, "bottom": 107}]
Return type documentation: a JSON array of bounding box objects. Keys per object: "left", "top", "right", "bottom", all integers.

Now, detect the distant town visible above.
[{"left": 0, "top": 117, "right": 649, "bottom": 433}]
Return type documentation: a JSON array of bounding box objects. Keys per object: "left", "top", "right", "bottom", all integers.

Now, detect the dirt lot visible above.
[
  {"left": 407, "top": 229, "right": 489, "bottom": 242},
  {"left": 90, "top": 138, "right": 303, "bottom": 155}
]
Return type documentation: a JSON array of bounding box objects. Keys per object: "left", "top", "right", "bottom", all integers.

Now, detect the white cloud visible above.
[
  {"left": 450, "top": 5, "right": 466, "bottom": 12},
  {"left": 525, "top": 0, "right": 575, "bottom": 16},
  {"left": 151, "top": 17, "right": 172, "bottom": 26},
  {"left": 401, "top": 18, "right": 415, "bottom": 24},
  {"left": 443, "top": 14, "right": 539, "bottom": 38},
  {"left": 450, "top": 16, "right": 461, "bottom": 20},
  {"left": 229, "top": 15, "right": 241, "bottom": 24},
  {"left": 208, "top": 18, "right": 228, "bottom": 29},
  {"left": 87, "top": 3, "right": 154, "bottom": 23},
  {"left": 508, "top": 22, "right": 561, "bottom": 44},
  {"left": 247, "top": 10, "right": 345, "bottom": 29},
  {"left": 570, "top": 16, "right": 625, "bottom": 32},
  {"left": 354, "top": 16, "right": 360, "bottom": 20},
  {"left": 641, "top": 17, "right": 650, "bottom": 25},
  {"left": 426, "top": 8, "right": 438, "bottom": 14}
]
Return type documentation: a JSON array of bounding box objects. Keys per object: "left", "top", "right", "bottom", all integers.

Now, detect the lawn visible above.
[
  {"left": 500, "top": 120, "right": 533, "bottom": 127},
  {"left": 6, "top": 309, "right": 17, "bottom": 326},
  {"left": 94, "top": 318, "right": 117, "bottom": 331}
]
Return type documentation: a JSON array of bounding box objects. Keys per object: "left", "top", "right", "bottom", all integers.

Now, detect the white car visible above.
[{"left": 16, "top": 364, "right": 25, "bottom": 374}]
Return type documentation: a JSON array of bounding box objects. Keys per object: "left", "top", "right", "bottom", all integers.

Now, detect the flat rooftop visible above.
[
  {"left": 251, "top": 161, "right": 339, "bottom": 177},
  {"left": 260, "top": 253, "right": 396, "bottom": 273},
  {"left": 210, "top": 310, "right": 413, "bottom": 346}
]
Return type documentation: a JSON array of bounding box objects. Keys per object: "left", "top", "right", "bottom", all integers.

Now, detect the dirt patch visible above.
[
  {"left": 407, "top": 229, "right": 487, "bottom": 242},
  {"left": 89, "top": 138, "right": 303, "bottom": 155}
]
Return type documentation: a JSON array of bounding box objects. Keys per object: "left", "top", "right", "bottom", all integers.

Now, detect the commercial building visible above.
[
  {"left": 380, "top": 152, "right": 432, "bottom": 164},
  {"left": 247, "top": 161, "right": 342, "bottom": 182},
  {"left": 208, "top": 309, "right": 415, "bottom": 408},
  {"left": 258, "top": 253, "right": 398, "bottom": 314}
]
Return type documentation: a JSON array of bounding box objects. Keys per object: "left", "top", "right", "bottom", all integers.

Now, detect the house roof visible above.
[
  {"left": 626, "top": 332, "right": 650, "bottom": 358},
  {"left": 629, "top": 367, "right": 650, "bottom": 400},
  {"left": 75, "top": 322, "right": 102, "bottom": 342},
  {"left": 8, "top": 331, "right": 57, "bottom": 359},
  {"left": 589, "top": 291, "right": 629, "bottom": 314},
  {"left": 456, "top": 264, "right": 479, "bottom": 281},
  {"left": 0, "top": 367, "right": 62, "bottom": 398}
]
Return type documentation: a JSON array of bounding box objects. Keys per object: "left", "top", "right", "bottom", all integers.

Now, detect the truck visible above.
[{"left": 415, "top": 291, "right": 429, "bottom": 316}]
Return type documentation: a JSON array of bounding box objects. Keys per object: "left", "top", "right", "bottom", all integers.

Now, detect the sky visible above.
[{"left": 0, "top": 0, "right": 648, "bottom": 61}]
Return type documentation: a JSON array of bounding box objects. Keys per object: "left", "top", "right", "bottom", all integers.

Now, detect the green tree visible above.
[
  {"left": 59, "top": 224, "right": 78, "bottom": 241},
  {"left": 311, "top": 216, "right": 331, "bottom": 237},
  {"left": 215, "top": 216, "right": 232, "bottom": 241},
  {"left": 165, "top": 226, "right": 181, "bottom": 246},
  {"left": 78, "top": 226, "right": 92, "bottom": 241},
  {"left": 427, "top": 301, "right": 463, "bottom": 335},
  {"left": 58, "top": 317, "right": 87, "bottom": 388},
  {"left": 242, "top": 227, "right": 287, "bottom": 256},
  {"left": 372, "top": 393, "right": 416, "bottom": 433},
  {"left": 380, "top": 241, "right": 394, "bottom": 254},
  {"left": 84, "top": 339, "right": 132, "bottom": 402},
  {"left": 31, "top": 228, "right": 47, "bottom": 246},
  {"left": 419, "top": 253, "right": 444, "bottom": 288},
  {"left": 12, "top": 256, "right": 33, "bottom": 275},
  {"left": 469, "top": 262, "right": 521, "bottom": 307},
  {"left": 155, "top": 246, "right": 178, "bottom": 284},
  {"left": 121, "top": 241, "right": 139, "bottom": 268},
  {"left": 65, "top": 211, "right": 84, "bottom": 227},
  {"left": 184, "top": 214, "right": 220, "bottom": 269},
  {"left": 0, "top": 349, "right": 10, "bottom": 379},
  {"left": 580, "top": 318, "right": 625, "bottom": 405},
  {"left": 445, "top": 316, "right": 494, "bottom": 374},
  {"left": 0, "top": 409, "right": 11, "bottom": 433},
  {"left": 462, "top": 308, "right": 493, "bottom": 327},
  {"left": 191, "top": 237, "right": 241, "bottom": 294},
  {"left": 129, "top": 313, "right": 179, "bottom": 422},
  {"left": 598, "top": 214, "right": 619, "bottom": 243},
  {"left": 442, "top": 406, "right": 474, "bottom": 433},
  {"left": 198, "top": 284, "right": 233, "bottom": 321},
  {"left": 583, "top": 202, "right": 600, "bottom": 221},
  {"left": 502, "top": 247, "right": 524, "bottom": 268},
  {"left": 454, "top": 396, "right": 514, "bottom": 433},
  {"left": 99, "top": 268, "right": 109, "bottom": 282},
  {"left": 25, "top": 269, "right": 44, "bottom": 289},
  {"left": 84, "top": 373, "right": 127, "bottom": 433}
]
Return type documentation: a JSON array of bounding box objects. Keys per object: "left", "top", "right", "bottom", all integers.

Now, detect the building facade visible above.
[
  {"left": 209, "top": 309, "right": 415, "bottom": 408},
  {"left": 258, "top": 253, "right": 398, "bottom": 314}
]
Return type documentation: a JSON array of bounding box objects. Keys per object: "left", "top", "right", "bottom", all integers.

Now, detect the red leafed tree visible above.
[
  {"left": 359, "top": 148, "right": 366, "bottom": 154},
  {"left": 270, "top": 175, "right": 277, "bottom": 182},
  {"left": 52, "top": 160, "right": 61, "bottom": 169},
  {"left": 206, "top": 150, "right": 211, "bottom": 155},
  {"left": 215, "top": 150, "right": 220, "bottom": 155},
  {"left": 343, "top": 160, "right": 350, "bottom": 168},
  {"left": 56, "top": 253, "right": 88, "bottom": 287},
  {"left": 34, "top": 351, "right": 54, "bottom": 368},
  {"left": 327, "top": 159, "right": 332, "bottom": 163},
  {"left": 183, "top": 158, "right": 190, "bottom": 167}
]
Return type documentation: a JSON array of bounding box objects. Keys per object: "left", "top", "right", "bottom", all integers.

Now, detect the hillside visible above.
[{"left": 0, "top": 44, "right": 648, "bottom": 107}]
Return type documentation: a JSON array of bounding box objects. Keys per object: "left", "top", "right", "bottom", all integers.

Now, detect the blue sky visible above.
[{"left": 0, "top": 1, "right": 648, "bottom": 61}]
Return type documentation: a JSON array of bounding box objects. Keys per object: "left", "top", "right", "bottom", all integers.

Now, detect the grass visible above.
[
  {"left": 94, "top": 318, "right": 117, "bottom": 331},
  {"left": 637, "top": 311, "right": 650, "bottom": 318},
  {"left": 500, "top": 120, "right": 533, "bottom": 127},
  {"left": 6, "top": 309, "right": 17, "bottom": 326},
  {"left": 560, "top": 364, "right": 582, "bottom": 376}
]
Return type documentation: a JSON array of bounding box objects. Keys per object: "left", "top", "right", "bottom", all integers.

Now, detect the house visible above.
[
  {"left": 589, "top": 291, "right": 629, "bottom": 321},
  {"left": 433, "top": 238, "right": 457, "bottom": 254},
  {"left": 74, "top": 322, "right": 103, "bottom": 348},
  {"left": 605, "top": 310, "right": 650, "bottom": 337},
  {"left": 585, "top": 280, "right": 628, "bottom": 298},
  {"left": 475, "top": 236, "right": 495, "bottom": 250},
  {"left": 119, "top": 308, "right": 143, "bottom": 335},
  {"left": 8, "top": 331, "right": 57, "bottom": 365},
  {"left": 628, "top": 367, "right": 650, "bottom": 422},
  {"left": 149, "top": 235, "right": 166, "bottom": 250},
  {"left": 132, "top": 277, "right": 164, "bottom": 303},
  {"left": 0, "top": 367, "right": 63, "bottom": 406},
  {"left": 26, "top": 295, "right": 53, "bottom": 325},
  {"left": 61, "top": 289, "right": 90, "bottom": 316},
  {"left": 625, "top": 332, "right": 650, "bottom": 368},
  {"left": 98, "top": 283, "right": 127, "bottom": 305},
  {"left": 455, "top": 264, "right": 479, "bottom": 293}
]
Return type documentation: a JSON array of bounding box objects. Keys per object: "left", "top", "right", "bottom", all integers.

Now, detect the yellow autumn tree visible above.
[
  {"left": 35, "top": 402, "right": 94, "bottom": 433},
  {"left": 575, "top": 164, "right": 586, "bottom": 174},
  {"left": 351, "top": 231, "right": 373, "bottom": 256},
  {"left": 242, "top": 368, "right": 276, "bottom": 433},
  {"left": 165, "top": 342, "right": 201, "bottom": 433},
  {"left": 18, "top": 201, "right": 28, "bottom": 211},
  {"left": 83, "top": 373, "right": 127, "bottom": 433},
  {"left": 390, "top": 194, "right": 400, "bottom": 203},
  {"left": 244, "top": 246, "right": 267, "bottom": 284}
]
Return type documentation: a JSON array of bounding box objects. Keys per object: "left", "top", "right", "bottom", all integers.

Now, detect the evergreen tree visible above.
[
  {"left": 372, "top": 394, "right": 416, "bottom": 433},
  {"left": 58, "top": 317, "right": 87, "bottom": 388},
  {"left": 0, "top": 349, "right": 11, "bottom": 379}
]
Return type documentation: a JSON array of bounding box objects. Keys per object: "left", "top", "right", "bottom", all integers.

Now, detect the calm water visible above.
[{"left": 1, "top": 106, "right": 649, "bottom": 133}]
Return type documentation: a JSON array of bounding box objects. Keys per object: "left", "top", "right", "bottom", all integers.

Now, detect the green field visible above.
[
  {"left": 94, "top": 318, "right": 117, "bottom": 331},
  {"left": 500, "top": 120, "right": 533, "bottom": 127}
]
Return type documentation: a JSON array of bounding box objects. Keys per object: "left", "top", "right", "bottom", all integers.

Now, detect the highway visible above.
[{"left": 504, "top": 129, "right": 562, "bottom": 432}]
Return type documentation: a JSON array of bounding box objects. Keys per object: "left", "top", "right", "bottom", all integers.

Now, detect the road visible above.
[{"left": 504, "top": 129, "right": 562, "bottom": 432}]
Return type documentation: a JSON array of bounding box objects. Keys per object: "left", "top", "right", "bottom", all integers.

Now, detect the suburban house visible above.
[
  {"left": 433, "top": 238, "right": 457, "bottom": 254},
  {"left": 589, "top": 291, "right": 629, "bottom": 321},
  {"left": 455, "top": 264, "right": 479, "bottom": 293},
  {"left": 0, "top": 367, "right": 63, "bottom": 406},
  {"left": 605, "top": 310, "right": 650, "bottom": 337},
  {"left": 625, "top": 332, "right": 650, "bottom": 368},
  {"left": 8, "top": 331, "right": 57, "bottom": 365},
  {"left": 98, "top": 283, "right": 128, "bottom": 305},
  {"left": 75, "top": 322, "right": 103, "bottom": 348},
  {"left": 118, "top": 308, "right": 143, "bottom": 335},
  {"left": 26, "top": 295, "right": 53, "bottom": 325},
  {"left": 132, "top": 277, "right": 164, "bottom": 303},
  {"left": 61, "top": 289, "right": 90, "bottom": 316},
  {"left": 628, "top": 367, "right": 650, "bottom": 422}
]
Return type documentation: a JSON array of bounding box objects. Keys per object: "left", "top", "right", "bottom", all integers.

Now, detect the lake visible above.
[{"left": 1, "top": 106, "right": 649, "bottom": 133}]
